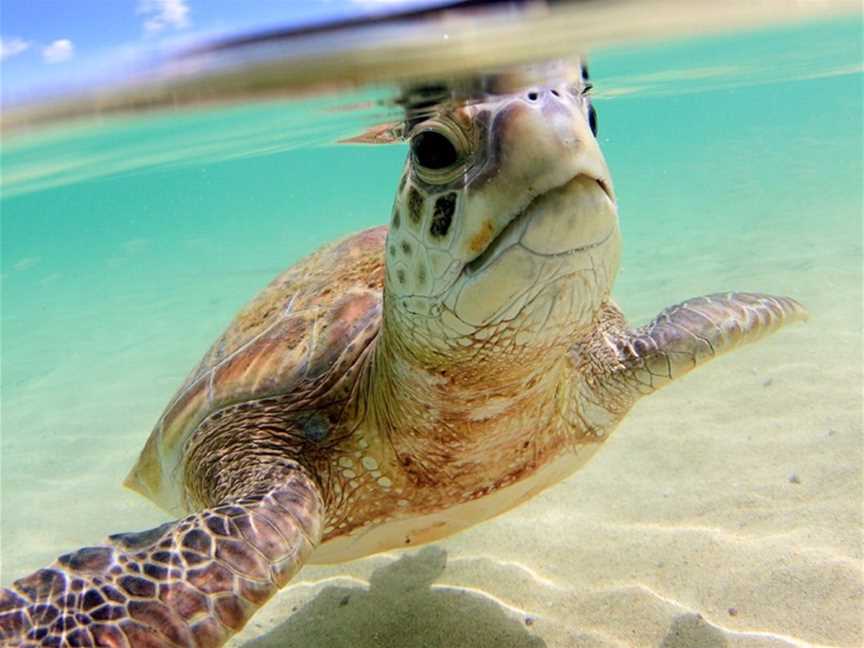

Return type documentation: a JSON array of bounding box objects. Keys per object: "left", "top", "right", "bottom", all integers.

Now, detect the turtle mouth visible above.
[{"left": 464, "top": 175, "right": 614, "bottom": 276}]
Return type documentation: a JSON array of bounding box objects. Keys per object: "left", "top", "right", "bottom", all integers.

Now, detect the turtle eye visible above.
[
  {"left": 588, "top": 103, "right": 598, "bottom": 137},
  {"left": 411, "top": 130, "right": 460, "bottom": 170}
]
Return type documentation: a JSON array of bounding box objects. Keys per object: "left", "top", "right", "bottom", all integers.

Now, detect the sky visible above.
[{"left": 0, "top": 0, "right": 444, "bottom": 104}]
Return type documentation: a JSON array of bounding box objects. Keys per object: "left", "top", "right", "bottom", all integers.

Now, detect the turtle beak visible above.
[
  {"left": 454, "top": 86, "right": 614, "bottom": 265},
  {"left": 596, "top": 177, "right": 614, "bottom": 203}
]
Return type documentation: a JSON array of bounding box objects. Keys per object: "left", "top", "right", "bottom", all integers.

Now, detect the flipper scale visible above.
[
  {"left": 615, "top": 292, "right": 807, "bottom": 393},
  {"left": 0, "top": 471, "right": 321, "bottom": 648}
]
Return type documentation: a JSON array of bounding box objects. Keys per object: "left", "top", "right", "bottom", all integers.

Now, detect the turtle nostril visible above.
[
  {"left": 550, "top": 89, "right": 560, "bottom": 97},
  {"left": 526, "top": 91, "right": 539, "bottom": 102}
]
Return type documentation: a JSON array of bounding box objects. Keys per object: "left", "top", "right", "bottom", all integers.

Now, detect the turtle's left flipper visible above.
[
  {"left": 614, "top": 292, "right": 808, "bottom": 394},
  {"left": 0, "top": 469, "right": 321, "bottom": 647}
]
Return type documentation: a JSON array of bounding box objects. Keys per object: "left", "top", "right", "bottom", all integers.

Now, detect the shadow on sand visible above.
[{"left": 242, "top": 546, "right": 546, "bottom": 648}]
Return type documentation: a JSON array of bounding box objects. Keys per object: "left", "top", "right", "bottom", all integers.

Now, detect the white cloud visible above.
[
  {"left": 42, "top": 39, "right": 74, "bottom": 63},
  {"left": 138, "top": 0, "right": 190, "bottom": 34},
  {"left": 0, "top": 36, "right": 31, "bottom": 61}
]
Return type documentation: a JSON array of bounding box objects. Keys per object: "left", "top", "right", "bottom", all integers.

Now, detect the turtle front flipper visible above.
[
  {"left": 0, "top": 469, "right": 321, "bottom": 647},
  {"left": 614, "top": 292, "right": 808, "bottom": 394}
]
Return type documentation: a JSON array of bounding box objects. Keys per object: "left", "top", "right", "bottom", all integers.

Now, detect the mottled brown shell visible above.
[{"left": 125, "top": 227, "right": 387, "bottom": 515}]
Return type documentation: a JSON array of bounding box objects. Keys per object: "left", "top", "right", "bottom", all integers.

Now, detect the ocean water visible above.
[{"left": 2, "top": 16, "right": 862, "bottom": 648}]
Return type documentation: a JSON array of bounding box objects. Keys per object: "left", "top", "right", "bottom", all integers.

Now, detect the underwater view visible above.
[{"left": 1, "top": 3, "right": 862, "bottom": 647}]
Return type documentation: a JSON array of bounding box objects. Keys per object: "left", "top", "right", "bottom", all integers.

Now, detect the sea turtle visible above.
[{"left": 0, "top": 64, "right": 806, "bottom": 648}]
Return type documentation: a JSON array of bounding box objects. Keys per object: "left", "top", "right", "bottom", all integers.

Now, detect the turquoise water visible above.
[{"left": 2, "top": 17, "right": 862, "bottom": 647}]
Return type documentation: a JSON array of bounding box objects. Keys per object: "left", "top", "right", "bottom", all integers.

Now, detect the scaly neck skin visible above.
[{"left": 364, "top": 290, "right": 580, "bottom": 495}]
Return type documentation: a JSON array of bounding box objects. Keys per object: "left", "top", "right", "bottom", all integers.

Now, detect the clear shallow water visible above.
[{"left": 2, "top": 17, "right": 862, "bottom": 648}]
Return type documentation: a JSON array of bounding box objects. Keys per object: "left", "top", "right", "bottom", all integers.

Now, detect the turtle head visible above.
[{"left": 384, "top": 64, "right": 619, "bottom": 361}]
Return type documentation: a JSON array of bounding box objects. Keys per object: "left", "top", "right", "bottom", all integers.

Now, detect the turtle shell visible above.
[{"left": 124, "top": 226, "right": 387, "bottom": 515}]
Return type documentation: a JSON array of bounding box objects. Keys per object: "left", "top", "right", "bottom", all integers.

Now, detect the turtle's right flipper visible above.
[
  {"left": 614, "top": 292, "right": 808, "bottom": 395},
  {"left": 0, "top": 470, "right": 322, "bottom": 647}
]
